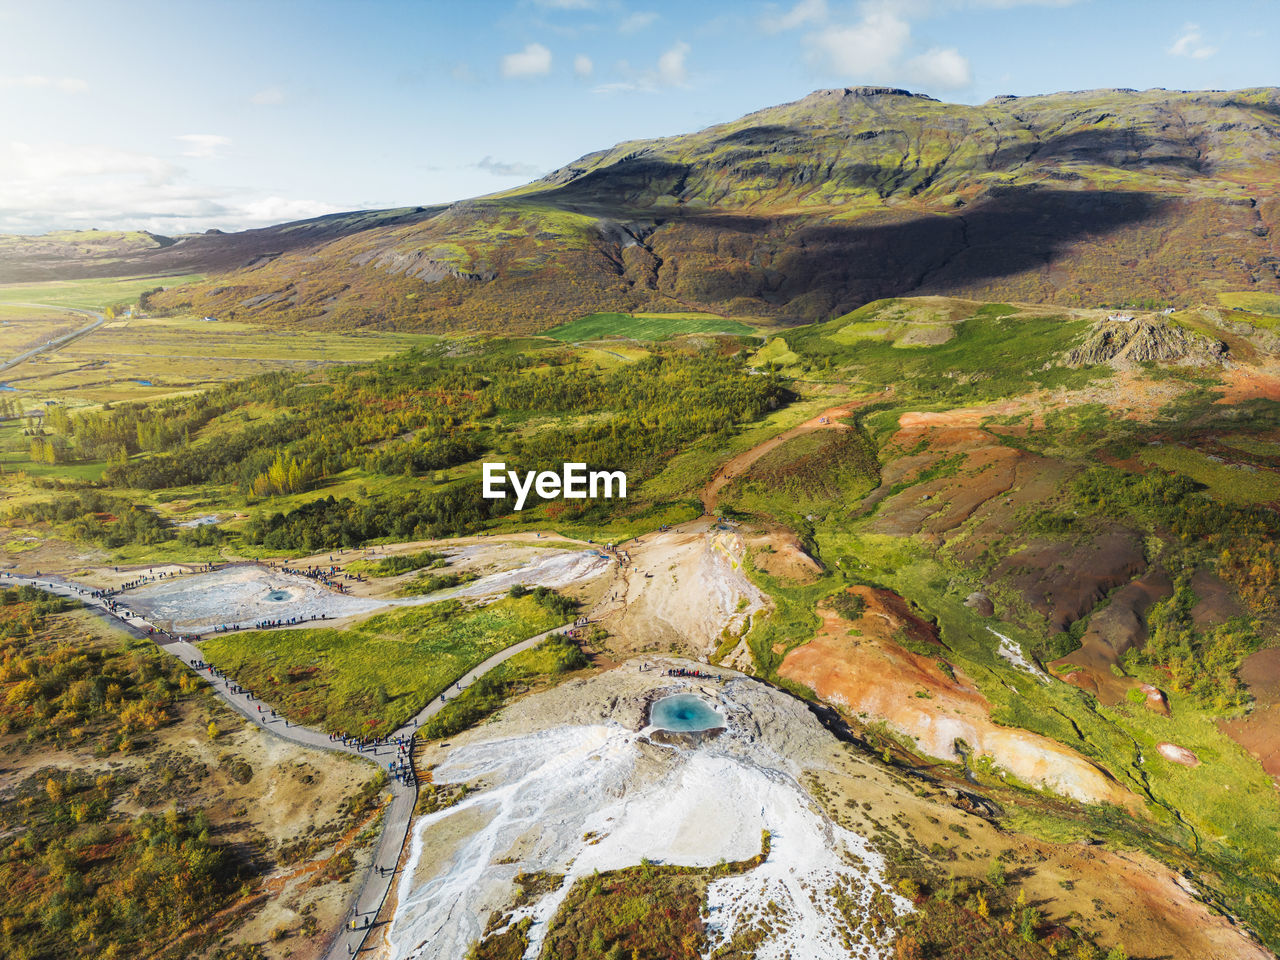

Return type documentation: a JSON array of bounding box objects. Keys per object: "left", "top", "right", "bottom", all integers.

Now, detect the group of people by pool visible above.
[
  {"left": 661, "top": 666, "right": 719, "bottom": 679},
  {"left": 210, "top": 613, "right": 333, "bottom": 632},
  {"left": 271, "top": 562, "right": 355, "bottom": 592}
]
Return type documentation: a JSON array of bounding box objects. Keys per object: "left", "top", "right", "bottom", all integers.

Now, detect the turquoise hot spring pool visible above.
[{"left": 649, "top": 694, "right": 725, "bottom": 732}]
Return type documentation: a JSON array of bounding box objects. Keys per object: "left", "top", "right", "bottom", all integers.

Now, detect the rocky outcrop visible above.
[{"left": 1064, "top": 318, "right": 1229, "bottom": 369}]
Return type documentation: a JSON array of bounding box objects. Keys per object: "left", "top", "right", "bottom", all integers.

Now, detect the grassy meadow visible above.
[
  {"left": 198, "top": 594, "right": 566, "bottom": 734},
  {"left": 0, "top": 275, "right": 205, "bottom": 311},
  {"left": 545, "top": 311, "right": 759, "bottom": 342}
]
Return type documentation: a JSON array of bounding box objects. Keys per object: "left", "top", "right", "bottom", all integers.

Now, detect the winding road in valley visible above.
[
  {"left": 0, "top": 568, "right": 572, "bottom": 960},
  {"left": 0, "top": 304, "right": 106, "bottom": 376}
]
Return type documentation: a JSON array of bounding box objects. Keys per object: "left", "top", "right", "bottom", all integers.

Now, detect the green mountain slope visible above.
[{"left": 27, "top": 86, "right": 1280, "bottom": 330}]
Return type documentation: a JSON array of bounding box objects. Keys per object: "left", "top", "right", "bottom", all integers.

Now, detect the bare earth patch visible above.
[{"left": 779, "top": 589, "right": 1137, "bottom": 807}]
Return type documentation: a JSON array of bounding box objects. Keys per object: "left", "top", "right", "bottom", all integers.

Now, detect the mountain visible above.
[
  {"left": 0, "top": 208, "right": 443, "bottom": 283},
  {"left": 18, "top": 86, "right": 1280, "bottom": 330}
]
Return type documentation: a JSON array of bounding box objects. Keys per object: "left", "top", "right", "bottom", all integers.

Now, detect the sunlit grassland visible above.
[
  {"left": 0, "top": 316, "right": 82, "bottom": 359},
  {"left": 1097, "top": 683, "right": 1280, "bottom": 865},
  {"left": 1221, "top": 435, "right": 1280, "bottom": 457},
  {"left": 66, "top": 316, "right": 440, "bottom": 361},
  {"left": 198, "top": 595, "right": 565, "bottom": 734},
  {"left": 0, "top": 275, "right": 206, "bottom": 310},
  {"left": 545, "top": 311, "right": 759, "bottom": 342},
  {"left": 748, "top": 336, "right": 800, "bottom": 369},
  {"left": 785, "top": 303, "right": 1106, "bottom": 401},
  {"left": 0, "top": 315, "right": 441, "bottom": 409},
  {"left": 1139, "top": 444, "right": 1280, "bottom": 504},
  {"left": 571, "top": 344, "right": 652, "bottom": 369},
  {"left": 1218, "top": 291, "right": 1280, "bottom": 319},
  {"left": 421, "top": 633, "right": 589, "bottom": 740}
]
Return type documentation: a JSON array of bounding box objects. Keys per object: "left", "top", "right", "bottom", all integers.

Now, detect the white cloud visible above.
[
  {"left": 1169, "top": 22, "right": 1216, "bottom": 59},
  {"left": 238, "top": 196, "right": 344, "bottom": 223},
  {"left": 761, "top": 0, "right": 828, "bottom": 34},
  {"left": 656, "top": 41, "right": 691, "bottom": 86},
  {"left": 3, "top": 141, "right": 176, "bottom": 187},
  {"left": 620, "top": 11, "right": 658, "bottom": 33},
  {"left": 808, "top": 8, "right": 910, "bottom": 77},
  {"left": 965, "top": 0, "right": 1079, "bottom": 7},
  {"left": 249, "top": 86, "right": 285, "bottom": 105},
  {"left": 593, "top": 41, "right": 693, "bottom": 93},
  {"left": 0, "top": 74, "right": 88, "bottom": 94},
  {"left": 904, "top": 46, "right": 972, "bottom": 89},
  {"left": 573, "top": 53, "right": 594, "bottom": 77},
  {"left": 501, "top": 42, "right": 553, "bottom": 78},
  {"left": 475, "top": 156, "right": 543, "bottom": 177},
  {"left": 175, "top": 134, "right": 232, "bottom": 158},
  {"left": 967, "top": 0, "right": 1080, "bottom": 6},
  {"left": 804, "top": 3, "right": 972, "bottom": 92},
  {"left": 0, "top": 140, "right": 343, "bottom": 234}
]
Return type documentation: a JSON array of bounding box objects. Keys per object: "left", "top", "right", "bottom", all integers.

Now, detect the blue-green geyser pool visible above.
[{"left": 650, "top": 694, "right": 725, "bottom": 732}]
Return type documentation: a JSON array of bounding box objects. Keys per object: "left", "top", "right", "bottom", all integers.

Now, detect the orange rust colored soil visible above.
[
  {"left": 745, "top": 527, "right": 824, "bottom": 583},
  {"left": 1214, "top": 365, "right": 1280, "bottom": 405},
  {"left": 1219, "top": 646, "right": 1280, "bottom": 782},
  {"left": 779, "top": 586, "right": 1137, "bottom": 808}
]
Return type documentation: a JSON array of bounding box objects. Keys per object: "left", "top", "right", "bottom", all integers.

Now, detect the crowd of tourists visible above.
[
  {"left": 211, "top": 612, "right": 332, "bottom": 632},
  {"left": 272, "top": 562, "right": 354, "bottom": 592}
]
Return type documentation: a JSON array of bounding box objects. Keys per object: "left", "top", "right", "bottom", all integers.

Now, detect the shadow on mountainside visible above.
[{"left": 612, "top": 185, "right": 1166, "bottom": 318}]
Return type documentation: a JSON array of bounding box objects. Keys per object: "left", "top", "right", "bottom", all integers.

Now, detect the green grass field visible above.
[
  {"left": 0, "top": 315, "right": 440, "bottom": 410},
  {"left": 1218, "top": 291, "right": 1280, "bottom": 318},
  {"left": 1140, "top": 444, "right": 1280, "bottom": 505},
  {"left": 198, "top": 595, "right": 565, "bottom": 734},
  {"left": 0, "top": 275, "right": 206, "bottom": 311},
  {"left": 545, "top": 311, "right": 757, "bottom": 342},
  {"left": 749, "top": 336, "right": 800, "bottom": 368}
]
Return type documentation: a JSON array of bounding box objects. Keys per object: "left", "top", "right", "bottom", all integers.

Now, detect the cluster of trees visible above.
[
  {"left": 365, "top": 550, "right": 446, "bottom": 576},
  {"left": 0, "top": 776, "right": 239, "bottom": 960},
  {"left": 249, "top": 451, "right": 317, "bottom": 498},
  {"left": 1138, "top": 580, "right": 1261, "bottom": 712},
  {"left": 28, "top": 435, "right": 68, "bottom": 465},
  {"left": 495, "top": 354, "right": 784, "bottom": 480},
  {"left": 246, "top": 485, "right": 509, "bottom": 551},
  {"left": 12, "top": 492, "right": 171, "bottom": 548},
  {"left": 1073, "top": 466, "right": 1280, "bottom": 613},
  {"left": 0, "top": 592, "right": 184, "bottom": 749},
  {"left": 16, "top": 339, "right": 785, "bottom": 550}
]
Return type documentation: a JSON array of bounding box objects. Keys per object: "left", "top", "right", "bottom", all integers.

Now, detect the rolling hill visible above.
[{"left": 12, "top": 86, "right": 1280, "bottom": 332}]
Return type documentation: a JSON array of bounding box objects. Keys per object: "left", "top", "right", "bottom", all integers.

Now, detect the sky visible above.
[{"left": 0, "top": 0, "right": 1274, "bottom": 235}]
